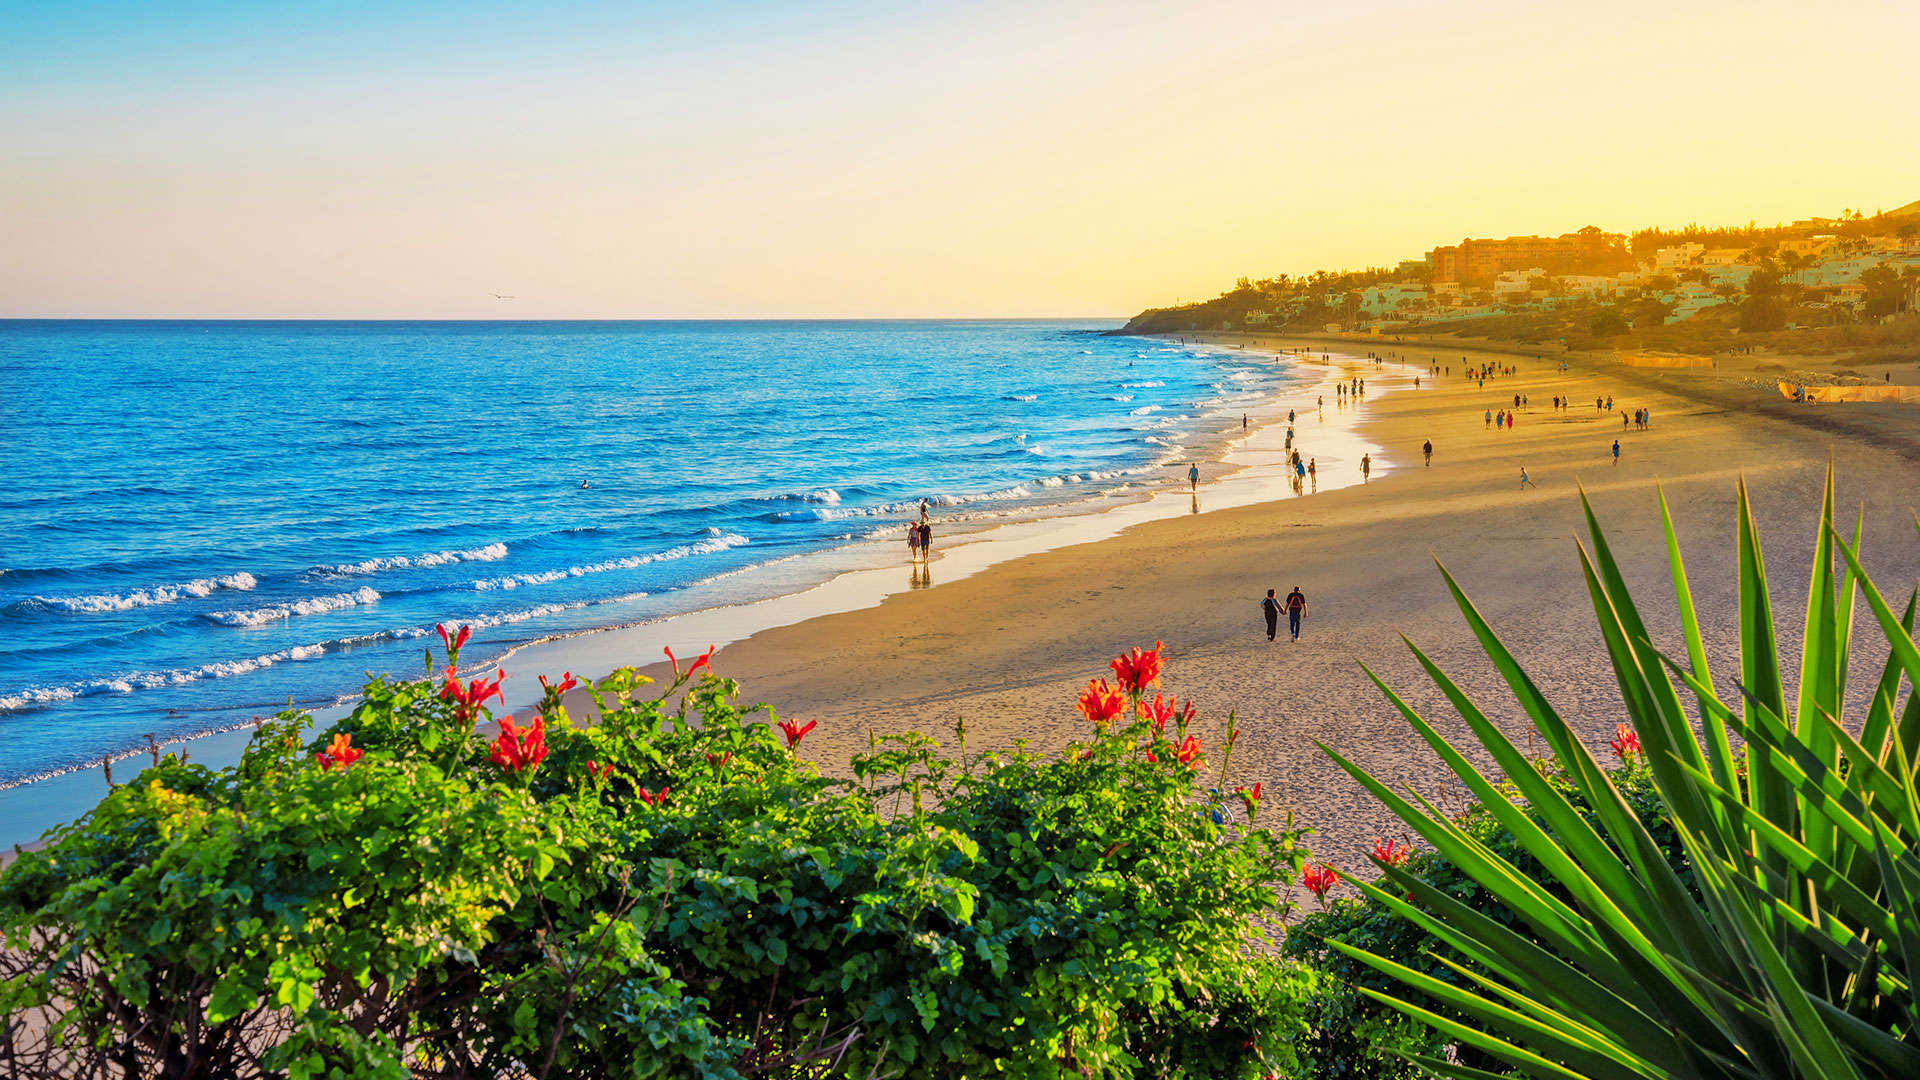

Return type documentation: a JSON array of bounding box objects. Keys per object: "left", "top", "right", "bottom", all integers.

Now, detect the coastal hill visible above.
[{"left": 1123, "top": 200, "right": 1920, "bottom": 369}]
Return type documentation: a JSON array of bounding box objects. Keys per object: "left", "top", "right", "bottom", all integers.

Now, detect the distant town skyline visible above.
[{"left": 4, "top": 0, "right": 1918, "bottom": 318}]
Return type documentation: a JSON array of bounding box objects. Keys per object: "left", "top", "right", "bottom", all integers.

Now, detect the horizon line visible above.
[{"left": 0, "top": 314, "right": 1136, "bottom": 323}]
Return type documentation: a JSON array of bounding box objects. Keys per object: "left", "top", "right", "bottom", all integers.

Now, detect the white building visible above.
[
  {"left": 1654, "top": 243, "right": 1706, "bottom": 270},
  {"left": 1493, "top": 267, "right": 1546, "bottom": 296},
  {"left": 1561, "top": 275, "right": 1622, "bottom": 297}
]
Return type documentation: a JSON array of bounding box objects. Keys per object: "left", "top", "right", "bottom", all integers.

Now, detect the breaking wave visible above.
[
  {"left": 472, "top": 533, "right": 750, "bottom": 591},
  {"left": 0, "top": 627, "right": 428, "bottom": 714},
  {"left": 315, "top": 543, "right": 509, "bottom": 577},
  {"left": 207, "top": 587, "right": 382, "bottom": 627},
  {"left": 27, "top": 573, "right": 259, "bottom": 614}
]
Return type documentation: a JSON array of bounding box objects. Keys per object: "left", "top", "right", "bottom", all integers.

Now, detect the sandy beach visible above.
[{"left": 669, "top": 333, "right": 1920, "bottom": 882}]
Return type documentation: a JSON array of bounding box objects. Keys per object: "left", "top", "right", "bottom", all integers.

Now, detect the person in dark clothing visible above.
[
  {"left": 1422, "top": 439, "right": 1432, "bottom": 466},
  {"left": 918, "top": 522, "right": 932, "bottom": 555},
  {"left": 1284, "top": 586, "right": 1308, "bottom": 642},
  {"left": 1262, "top": 589, "right": 1281, "bottom": 642}
]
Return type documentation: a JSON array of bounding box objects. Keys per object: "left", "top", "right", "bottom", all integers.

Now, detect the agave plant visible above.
[{"left": 1321, "top": 469, "right": 1920, "bottom": 1080}]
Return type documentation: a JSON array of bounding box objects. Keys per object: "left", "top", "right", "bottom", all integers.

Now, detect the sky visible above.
[{"left": 3, "top": 0, "right": 1917, "bottom": 318}]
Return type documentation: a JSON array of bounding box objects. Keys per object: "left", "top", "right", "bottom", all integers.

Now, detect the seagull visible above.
[{"left": 490, "top": 292, "right": 515, "bottom": 300}]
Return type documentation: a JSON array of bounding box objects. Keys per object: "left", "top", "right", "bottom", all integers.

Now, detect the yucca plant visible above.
[{"left": 1321, "top": 468, "right": 1920, "bottom": 1080}]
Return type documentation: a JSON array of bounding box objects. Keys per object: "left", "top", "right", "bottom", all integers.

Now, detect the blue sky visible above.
[{"left": 4, "top": 1, "right": 1916, "bottom": 317}]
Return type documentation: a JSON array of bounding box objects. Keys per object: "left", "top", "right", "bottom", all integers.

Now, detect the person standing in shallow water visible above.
[
  {"left": 1188, "top": 463, "right": 1199, "bottom": 491},
  {"left": 1262, "top": 588, "right": 1281, "bottom": 642},
  {"left": 1284, "top": 586, "right": 1308, "bottom": 642}
]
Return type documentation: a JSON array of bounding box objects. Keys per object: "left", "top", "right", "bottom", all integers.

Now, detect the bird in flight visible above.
[{"left": 490, "top": 292, "right": 515, "bottom": 300}]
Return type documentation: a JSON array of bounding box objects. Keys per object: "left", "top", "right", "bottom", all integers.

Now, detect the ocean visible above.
[{"left": 0, "top": 319, "right": 1309, "bottom": 787}]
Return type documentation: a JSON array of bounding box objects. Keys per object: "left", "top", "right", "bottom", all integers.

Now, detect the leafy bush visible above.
[{"left": 0, "top": 638, "right": 1313, "bottom": 1079}]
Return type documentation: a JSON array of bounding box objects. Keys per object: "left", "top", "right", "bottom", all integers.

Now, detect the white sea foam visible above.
[
  {"left": 208, "top": 586, "right": 382, "bottom": 626},
  {"left": 0, "top": 627, "right": 427, "bottom": 714},
  {"left": 1121, "top": 380, "right": 1165, "bottom": 389},
  {"left": 472, "top": 533, "right": 750, "bottom": 590},
  {"left": 1129, "top": 405, "right": 1161, "bottom": 416},
  {"left": 36, "top": 572, "right": 259, "bottom": 614},
  {"left": 930, "top": 484, "right": 1032, "bottom": 507},
  {"left": 1003, "top": 393, "right": 1038, "bottom": 402},
  {"left": 1108, "top": 394, "right": 1134, "bottom": 403},
  {"left": 316, "top": 543, "right": 509, "bottom": 577},
  {"left": 776, "top": 483, "right": 1040, "bottom": 523}
]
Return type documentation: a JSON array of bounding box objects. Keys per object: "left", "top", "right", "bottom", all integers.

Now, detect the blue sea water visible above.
[{"left": 0, "top": 319, "right": 1302, "bottom": 787}]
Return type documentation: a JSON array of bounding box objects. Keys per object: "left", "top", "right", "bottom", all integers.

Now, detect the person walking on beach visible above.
[
  {"left": 906, "top": 521, "right": 922, "bottom": 562},
  {"left": 1284, "top": 586, "right": 1308, "bottom": 642},
  {"left": 1484, "top": 408, "right": 1492, "bottom": 429},
  {"left": 1188, "top": 463, "right": 1200, "bottom": 491},
  {"left": 918, "top": 521, "right": 933, "bottom": 556},
  {"left": 1423, "top": 438, "right": 1433, "bottom": 466},
  {"left": 1611, "top": 439, "right": 1621, "bottom": 465},
  {"left": 1360, "top": 453, "right": 1371, "bottom": 481},
  {"left": 1520, "top": 466, "right": 1537, "bottom": 489},
  {"left": 1262, "top": 588, "right": 1281, "bottom": 642}
]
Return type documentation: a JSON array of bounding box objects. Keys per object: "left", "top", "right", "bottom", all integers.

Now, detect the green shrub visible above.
[{"left": 0, "top": 640, "right": 1311, "bottom": 1079}]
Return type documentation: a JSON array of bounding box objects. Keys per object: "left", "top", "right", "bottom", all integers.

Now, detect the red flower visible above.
[
  {"left": 539, "top": 671, "right": 579, "bottom": 697},
  {"left": 1172, "top": 734, "right": 1203, "bottom": 767},
  {"left": 315, "top": 732, "right": 364, "bottom": 771},
  {"left": 586, "top": 759, "right": 614, "bottom": 781},
  {"left": 776, "top": 717, "right": 817, "bottom": 749},
  {"left": 1372, "top": 837, "right": 1410, "bottom": 866},
  {"left": 706, "top": 751, "right": 733, "bottom": 771},
  {"left": 637, "top": 786, "right": 670, "bottom": 808},
  {"left": 1077, "top": 678, "right": 1127, "bottom": 728},
  {"left": 1235, "top": 782, "right": 1262, "bottom": 820},
  {"left": 441, "top": 667, "right": 507, "bottom": 720},
  {"left": 1610, "top": 723, "right": 1642, "bottom": 760},
  {"left": 1303, "top": 863, "right": 1341, "bottom": 908},
  {"left": 490, "top": 714, "right": 550, "bottom": 772},
  {"left": 665, "top": 643, "right": 716, "bottom": 679},
  {"left": 435, "top": 622, "right": 472, "bottom": 655},
  {"left": 1136, "top": 692, "right": 1195, "bottom": 735},
  {"left": 1109, "top": 641, "right": 1164, "bottom": 695}
]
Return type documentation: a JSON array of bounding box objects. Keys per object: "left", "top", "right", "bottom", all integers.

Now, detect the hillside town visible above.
[{"left": 1125, "top": 200, "right": 1920, "bottom": 347}]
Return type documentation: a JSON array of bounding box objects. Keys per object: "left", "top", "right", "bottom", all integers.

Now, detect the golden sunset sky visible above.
[{"left": 4, "top": 0, "right": 1916, "bottom": 318}]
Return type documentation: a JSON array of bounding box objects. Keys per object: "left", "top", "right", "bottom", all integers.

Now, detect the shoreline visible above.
[
  {"left": 11, "top": 331, "right": 1917, "bottom": 874},
  {"left": 0, "top": 341, "right": 1403, "bottom": 849}
]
